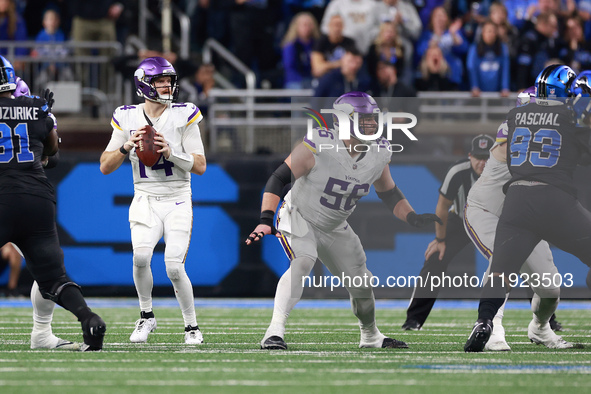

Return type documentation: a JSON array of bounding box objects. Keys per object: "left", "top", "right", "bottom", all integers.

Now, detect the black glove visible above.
[
  {"left": 42, "top": 88, "right": 54, "bottom": 111},
  {"left": 406, "top": 211, "right": 442, "bottom": 228}
]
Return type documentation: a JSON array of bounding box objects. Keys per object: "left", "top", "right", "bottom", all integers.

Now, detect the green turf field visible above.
[{"left": 1, "top": 301, "right": 590, "bottom": 394}]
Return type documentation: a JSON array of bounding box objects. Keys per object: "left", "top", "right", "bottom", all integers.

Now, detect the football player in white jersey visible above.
[
  {"left": 246, "top": 92, "right": 441, "bottom": 349},
  {"left": 100, "top": 57, "right": 206, "bottom": 345},
  {"left": 464, "top": 87, "right": 572, "bottom": 350}
]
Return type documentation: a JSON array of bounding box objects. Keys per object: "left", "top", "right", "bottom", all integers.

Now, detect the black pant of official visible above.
[
  {"left": 479, "top": 185, "right": 591, "bottom": 320},
  {"left": 406, "top": 212, "right": 472, "bottom": 325}
]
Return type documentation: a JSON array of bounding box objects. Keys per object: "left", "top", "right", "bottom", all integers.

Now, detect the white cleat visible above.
[
  {"left": 31, "top": 331, "right": 80, "bottom": 350},
  {"left": 485, "top": 323, "right": 511, "bottom": 351},
  {"left": 130, "top": 317, "right": 157, "bottom": 343},
  {"left": 528, "top": 320, "right": 574, "bottom": 349},
  {"left": 359, "top": 333, "right": 386, "bottom": 348},
  {"left": 184, "top": 326, "right": 204, "bottom": 344}
]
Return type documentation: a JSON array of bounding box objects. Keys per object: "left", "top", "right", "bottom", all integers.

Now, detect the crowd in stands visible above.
[
  {"left": 4, "top": 0, "right": 591, "bottom": 97},
  {"left": 188, "top": 0, "right": 591, "bottom": 96}
]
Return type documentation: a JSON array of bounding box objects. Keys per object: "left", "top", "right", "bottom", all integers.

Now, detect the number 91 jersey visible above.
[
  {"left": 505, "top": 100, "right": 590, "bottom": 197},
  {"left": 0, "top": 95, "right": 53, "bottom": 201},
  {"left": 290, "top": 128, "right": 392, "bottom": 232},
  {"left": 107, "top": 102, "right": 204, "bottom": 196}
]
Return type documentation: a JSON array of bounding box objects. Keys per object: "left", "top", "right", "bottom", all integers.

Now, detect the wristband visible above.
[
  {"left": 435, "top": 237, "right": 445, "bottom": 243},
  {"left": 260, "top": 210, "right": 275, "bottom": 227},
  {"left": 119, "top": 145, "right": 128, "bottom": 155}
]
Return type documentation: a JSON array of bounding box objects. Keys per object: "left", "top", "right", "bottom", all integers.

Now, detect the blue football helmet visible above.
[
  {"left": 0, "top": 55, "right": 16, "bottom": 93},
  {"left": 569, "top": 71, "right": 591, "bottom": 97},
  {"left": 535, "top": 64, "right": 576, "bottom": 99},
  {"left": 569, "top": 71, "right": 591, "bottom": 123}
]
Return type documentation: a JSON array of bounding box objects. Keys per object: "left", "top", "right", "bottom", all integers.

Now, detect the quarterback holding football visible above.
[{"left": 100, "top": 56, "right": 206, "bottom": 345}]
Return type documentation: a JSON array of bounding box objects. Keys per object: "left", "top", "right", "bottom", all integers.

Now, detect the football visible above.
[{"left": 136, "top": 125, "right": 161, "bottom": 167}]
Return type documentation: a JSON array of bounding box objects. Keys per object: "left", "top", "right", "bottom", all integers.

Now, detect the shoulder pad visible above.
[
  {"left": 373, "top": 137, "right": 393, "bottom": 162},
  {"left": 172, "top": 102, "right": 203, "bottom": 126},
  {"left": 496, "top": 121, "right": 508, "bottom": 143},
  {"left": 14, "top": 95, "right": 47, "bottom": 111},
  {"left": 302, "top": 127, "right": 337, "bottom": 154},
  {"left": 111, "top": 104, "right": 137, "bottom": 131}
]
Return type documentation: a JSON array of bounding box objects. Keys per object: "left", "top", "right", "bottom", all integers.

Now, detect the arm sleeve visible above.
[
  {"left": 416, "top": 32, "right": 431, "bottom": 59},
  {"left": 282, "top": 43, "right": 297, "bottom": 76},
  {"left": 320, "top": 1, "right": 338, "bottom": 34},
  {"left": 105, "top": 128, "right": 129, "bottom": 152},
  {"left": 501, "top": 44, "right": 511, "bottom": 91},
  {"left": 105, "top": 109, "right": 129, "bottom": 151},
  {"left": 400, "top": 3, "right": 422, "bottom": 41},
  {"left": 182, "top": 122, "right": 205, "bottom": 156},
  {"left": 452, "top": 30, "right": 469, "bottom": 56},
  {"left": 467, "top": 45, "right": 479, "bottom": 89}
]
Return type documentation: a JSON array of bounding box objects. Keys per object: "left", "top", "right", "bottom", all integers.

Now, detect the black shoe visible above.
[
  {"left": 382, "top": 337, "right": 409, "bottom": 348},
  {"left": 464, "top": 318, "right": 493, "bottom": 353},
  {"left": 549, "top": 314, "right": 563, "bottom": 332},
  {"left": 261, "top": 335, "right": 287, "bottom": 350},
  {"left": 401, "top": 319, "right": 422, "bottom": 331},
  {"left": 81, "top": 313, "right": 107, "bottom": 350}
]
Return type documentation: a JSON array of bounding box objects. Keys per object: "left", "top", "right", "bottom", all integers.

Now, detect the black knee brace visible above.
[{"left": 39, "top": 276, "right": 81, "bottom": 304}]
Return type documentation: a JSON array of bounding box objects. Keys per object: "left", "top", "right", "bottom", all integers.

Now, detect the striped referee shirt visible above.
[{"left": 439, "top": 159, "right": 479, "bottom": 219}]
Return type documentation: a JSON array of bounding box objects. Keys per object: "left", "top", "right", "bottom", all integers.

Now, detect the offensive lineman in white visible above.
[
  {"left": 100, "top": 57, "right": 206, "bottom": 344},
  {"left": 464, "top": 88, "right": 572, "bottom": 350},
  {"left": 246, "top": 92, "right": 441, "bottom": 349}
]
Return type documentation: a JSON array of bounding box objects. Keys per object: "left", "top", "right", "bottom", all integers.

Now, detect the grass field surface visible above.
[{"left": 0, "top": 299, "right": 590, "bottom": 394}]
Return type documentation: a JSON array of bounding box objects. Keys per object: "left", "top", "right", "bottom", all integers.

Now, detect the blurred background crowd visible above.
[
  {"left": 4, "top": 0, "right": 591, "bottom": 98},
  {"left": 4, "top": 0, "right": 591, "bottom": 299}
]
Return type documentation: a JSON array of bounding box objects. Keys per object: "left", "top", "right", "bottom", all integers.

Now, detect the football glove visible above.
[
  {"left": 42, "top": 88, "right": 55, "bottom": 111},
  {"left": 406, "top": 211, "right": 442, "bottom": 228}
]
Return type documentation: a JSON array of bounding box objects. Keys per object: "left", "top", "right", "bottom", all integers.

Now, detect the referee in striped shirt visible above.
[{"left": 402, "top": 134, "right": 493, "bottom": 330}]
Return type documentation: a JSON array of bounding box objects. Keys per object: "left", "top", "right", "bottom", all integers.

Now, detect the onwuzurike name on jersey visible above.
[{"left": 0, "top": 105, "right": 40, "bottom": 121}]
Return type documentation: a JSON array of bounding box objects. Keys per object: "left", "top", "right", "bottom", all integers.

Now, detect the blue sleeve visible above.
[
  {"left": 15, "top": 19, "right": 29, "bottom": 56},
  {"left": 282, "top": 43, "right": 297, "bottom": 74},
  {"left": 501, "top": 44, "right": 510, "bottom": 91},
  {"left": 35, "top": 31, "right": 47, "bottom": 41},
  {"left": 416, "top": 31, "right": 432, "bottom": 60},
  {"left": 56, "top": 30, "right": 66, "bottom": 42},
  {"left": 314, "top": 72, "right": 331, "bottom": 97},
  {"left": 451, "top": 30, "right": 469, "bottom": 56},
  {"left": 466, "top": 44, "right": 479, "bottom": 89}
]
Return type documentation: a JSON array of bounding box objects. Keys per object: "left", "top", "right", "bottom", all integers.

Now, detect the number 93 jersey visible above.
[
  {"left": 505, "top": 100, "right": 591, "bottom": 197},
  {"left": 107, "top": 102, "right": 204, "bottom": 196},
  {"left": 290, "top": 128, "right": 392, "bottom": 232}
]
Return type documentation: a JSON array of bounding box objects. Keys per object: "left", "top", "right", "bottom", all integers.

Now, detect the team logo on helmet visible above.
[
  {"left": 134, "top": 57, "right": 179, "bottom": 104},
  {"left": 535, "top": 64, "right": 576, "bottom": 99}
]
